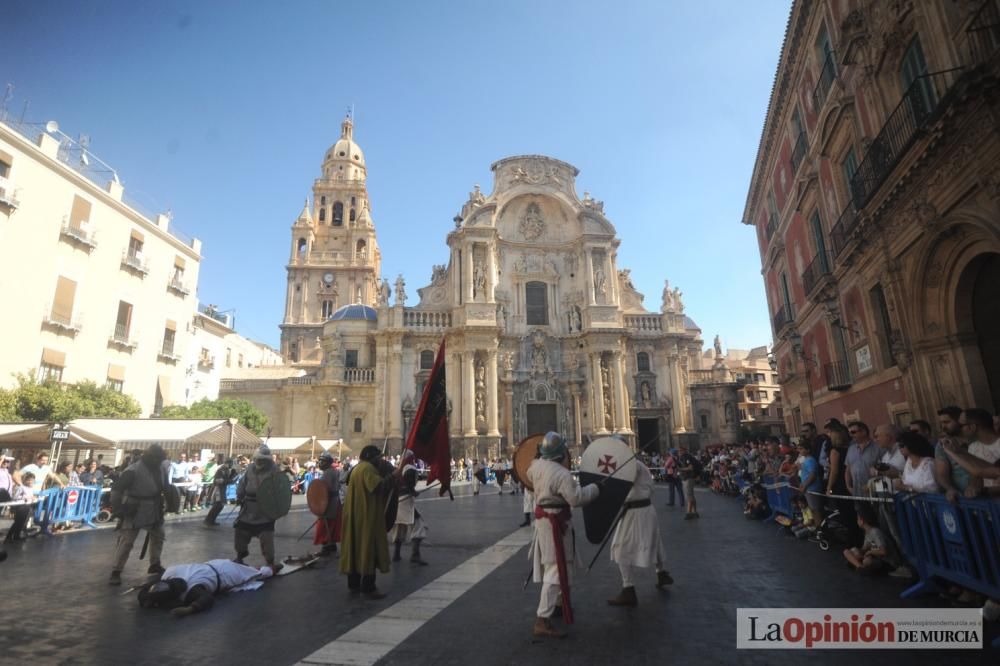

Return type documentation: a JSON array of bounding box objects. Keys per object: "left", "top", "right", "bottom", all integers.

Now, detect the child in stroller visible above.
[{"left": 813, "top": 500, "right": 852, "bottom": 551}]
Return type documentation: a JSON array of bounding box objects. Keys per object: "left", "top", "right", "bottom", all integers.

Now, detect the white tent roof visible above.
[
  {"left": 264, "top": 436, "right": 313, "bottom": 452},
  {"left": 70, "top": 418, "right": 261, "bottom": 452}
]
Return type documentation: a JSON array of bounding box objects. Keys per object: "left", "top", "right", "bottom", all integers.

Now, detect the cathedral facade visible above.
[{"left": 222, "top": 119, "right": 709, "bottom": 457}]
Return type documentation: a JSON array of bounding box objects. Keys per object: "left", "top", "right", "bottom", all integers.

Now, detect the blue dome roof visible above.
[
  {"left": 329, "top": 304, "right": 377, "bottom": 321},
  {"left": 683, "top": 315, "right": 700, "bottom": 331}
]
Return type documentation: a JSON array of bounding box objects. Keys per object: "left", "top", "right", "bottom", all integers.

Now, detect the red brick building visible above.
[{"left": 743, "top": 0, "right": 1000, "bottom": 430}]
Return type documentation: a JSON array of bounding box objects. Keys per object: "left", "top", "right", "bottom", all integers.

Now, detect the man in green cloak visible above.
[{"left": 340, "top": 445, "right": 393, "bottom": 599}]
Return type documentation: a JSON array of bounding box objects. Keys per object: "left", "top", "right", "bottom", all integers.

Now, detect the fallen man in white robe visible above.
[{"left": 137, "top": 558, "right": 274, "bottom": 617}]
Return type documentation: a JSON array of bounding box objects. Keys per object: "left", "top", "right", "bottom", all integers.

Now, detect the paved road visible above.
[{"left": 1, "top": 484, "right": 995, "bottom": 665}]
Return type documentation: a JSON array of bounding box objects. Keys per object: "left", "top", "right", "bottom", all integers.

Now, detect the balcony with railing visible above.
[
  {"left": 849, "top": 69, "right": 961, "bottom": 209},
  {"left": 823, "top": 359, "right": 853, "bottom": 391},
  {"left": 772, "top": 305, "right": 793, "bottom": 336},
  {"left": 120, "top": 250, "right": 149, "bottom": 276},
  {"left": 765, "top": 213, "right": 779, "bottom": 241},
  {"left": 42, "top": 305, "right": 82, "bottom": 335},
  {"left": 801, "top": 252, "right": 834, "bottom": 297},
  {"left": 403, "top": 309, "right": 452, "bottom": 330},
  {"left": 813, "top": 50, "right": 838, "bottom": 111},
  {"left": 624, "top": 314, "right": 662, "bottom": 332},
  {"left": 109, "top": 323, "right": 137, "bottom": 350},
  {"left": 0, "top": 174, "right": 20, "bottom": 210},
  {"left": 790, "top": 131, "right": 808, "bottom": 174},
  {"left": 58, "top": 217, "right": 98, "bottom": 250},
  {"left": 167, "top": 276, "right": 191, "bottom": 296},
  {"left": 830, "top": 201, "right": 859, "bottom": 259},
  {"left": 967, "top": 0, "right": 1000, "bottom": 65},
  {"left": 158, "top": 341, "right": 181, "bottom": 363},
  {"left": 198, "top": 354, "right": 215, "bottom": 370},
  {"left": 344, "top": 367, "right": 376, "bottom": 383}
]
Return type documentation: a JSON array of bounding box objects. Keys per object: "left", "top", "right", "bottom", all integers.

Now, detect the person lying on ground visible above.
[{"left": 137, "top": 558, "right": 274, "bottom": 617}]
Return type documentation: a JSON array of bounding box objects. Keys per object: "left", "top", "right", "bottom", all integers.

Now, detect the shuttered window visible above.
[
  {"left": 51, "top": 276, "right": 77, "bottom": 325},
  {"left": 69, "top": 195, "right": 92, "bottom": 230}
]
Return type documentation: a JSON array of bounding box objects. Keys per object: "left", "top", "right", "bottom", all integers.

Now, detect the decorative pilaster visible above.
[
  {"left": 463, "top": 350, "right": 477, "bottom": 436},
  {"left": 612, "top": 350, "right": 632, "bottom": 434},
  {"left": 585, "top": 249, "right": 596, "bottom": 306},
  {"left": 388, "top": 347, "right": 402, "bottom": 438},
  {"left": 448, "top": 351, "right": 462, "bottom": 436},
  {"left": 486, "top": 349, "right": 500, "bottom": 437},
  {"left": 590, "top": 352, "right": 608, "bottom": 434}
]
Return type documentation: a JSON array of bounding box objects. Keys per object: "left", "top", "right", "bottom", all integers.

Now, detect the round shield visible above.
[
  {"left": 513, "top": 433, "right": 570, "bottom": 492},
  {"left": 579, "top": 437, "right": 637, "bottom": 544},
  {"left": 307, "top": 479, "right": 329, "bottom": 517},
  {"left": 580, "top": 437, "right": 638, "bottom": 484},
  {"left": 257, "top": 472, "right": 292, "bottom": 520}
]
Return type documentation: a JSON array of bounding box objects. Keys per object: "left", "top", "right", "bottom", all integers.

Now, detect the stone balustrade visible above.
[{"left": 403, "top": 309, "right": 452, "bottom": 329}]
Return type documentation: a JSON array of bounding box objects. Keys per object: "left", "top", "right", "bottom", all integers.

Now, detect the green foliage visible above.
[
  {"left": 0, "top": 375, "right": 141, "bottom": 423},
  {"left": 160, "top": 398, "right": 268, "bottom": 435}
]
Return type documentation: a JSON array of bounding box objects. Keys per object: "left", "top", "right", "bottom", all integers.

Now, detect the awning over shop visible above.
[
  {"left": 70, "top": 418, "right": 262, "bottom": 455},
  {"left": 0, "top": 422, "right": 114, "bottom": 450}
]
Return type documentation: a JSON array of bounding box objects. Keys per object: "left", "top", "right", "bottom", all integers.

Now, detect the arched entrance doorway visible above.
[{"left": 969, "top": 253, "right": 1000, "bottom": 412}]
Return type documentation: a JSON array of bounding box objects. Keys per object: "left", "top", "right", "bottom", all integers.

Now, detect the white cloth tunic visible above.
[
  {"left": 526, "top": 459, "right": 599, "bottom": 584},
  {"left": 522, "top": 488, "right": 535, "bottom": 514},
  {"left": 161, "top": 559, "right": 264, "bottom": 596},
  {"left": 388, "top": 464, "right": 428, "bottom": 542},
  {"left": 610, "top": 462, "right": 667, "bottom": 569}
]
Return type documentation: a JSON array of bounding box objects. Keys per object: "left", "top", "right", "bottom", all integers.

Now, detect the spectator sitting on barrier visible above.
[
  {"left": 843, "top": 504, "right": 889, "bottom": 576},
  {"left": 743, "top": 483, "right": 768, "bottom": 520},
  {"left": 893, "top": 432, "right": 938, "bottom": 494},
  {"left": 790, "top": 494, "right": 818, "bottom": 539},
  {"left": 4, "top": 471, "right": 35, "bottom": 543}
]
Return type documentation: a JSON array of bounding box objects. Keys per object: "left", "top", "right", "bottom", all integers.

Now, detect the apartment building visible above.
[{"left": 0, "top": 115, "right": 202, "bottom": 415}]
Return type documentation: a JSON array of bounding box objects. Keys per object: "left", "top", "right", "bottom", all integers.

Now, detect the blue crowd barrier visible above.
[
  {"left": 762, "top": 475, "right": 796, "bottom": 521},
  {"left": 33, "top": 485, "right": 103, "bottom": 528},
  {"left": 895, "top": 491, "right": 1000, "bottom": 648}
]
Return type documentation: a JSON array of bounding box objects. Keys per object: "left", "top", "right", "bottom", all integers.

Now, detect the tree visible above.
[
  {"left": 2, "top": 375, "right": 141, "bottom": 422},
  {"left": 161, "top": 398, "right": 268, "bottom": 435}
]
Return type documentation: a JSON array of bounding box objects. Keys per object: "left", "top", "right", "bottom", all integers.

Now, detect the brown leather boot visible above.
[
  {"left": 607, "top": 586, "right": 638, "bottom": 607},
  {"left": 532, "top": 616, "right": 567, "bottom": 638}
]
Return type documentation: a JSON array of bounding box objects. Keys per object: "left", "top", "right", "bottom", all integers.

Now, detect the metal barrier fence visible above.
[{"left": 33, "top": 485, "right": 104, "bottom": 528}]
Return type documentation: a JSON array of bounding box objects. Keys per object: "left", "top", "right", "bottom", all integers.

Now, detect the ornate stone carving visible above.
[
  {"left": 531, "top": 331, "right": 548, "bottom": 375},
  {"left": 475, "top": 359, "right": 486, "bottom": 431},
  {"left": 567, "top": 305, "right": 582, "bottom": 332},
  {"left": 594, "top": 266, "right": 607, "bottom": 296},
  {"left": 430, "top": 264, "right": 447, "bottom": 285},
  {"left": 377, "top": 278, "right": 391, "bottom": 306},
  {"left": 508, "top": 162, "right": 565, "bottom": 188},
  {"left": 925, "top": 261, "right": 944, "bottom": 288},
  {"left": 394, "top": 274, "right": 407, "bottom": 306},
  {"left": 601, "top": 357, "right": 613, "bottom": 429},
  {"left": 563, "top": 252, "right": 579, "bottom": 275},
  {"left": 618, "top": 269, "right": 635, "bottom": 291},
  {"left": 661, "top": 279, "right": 675, "bottom": 312},
  {"left": 503, "top": 351, "right": 515, "bottom": 374},
  {"left": 582, "top": 191, "right": 605, "bottom": 213},
  {"left": 473, "top": 246, "right": 488, "bottom": 300},
  {"left": 519, "top": 202, "right": 546, "bottom": 241}
]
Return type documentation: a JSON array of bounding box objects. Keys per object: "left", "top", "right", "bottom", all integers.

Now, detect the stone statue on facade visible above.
[
  {"left": 641, "top": 381, "right": 652, "bottom": 405},
  {"left": 378, "top": 278, "right": 391, "bottom": 306},
  {"left": 714, "top": 334, "right": 723, "bottom": 358},
  {"left": 673, "top": 286, "right": 684, "bottom": 313},
  {"left": 327, "top": 399, "right": 340, "bottom": 429},
  {"left": 503, "top": 351, "right": 515, "bottom": 374},
  {"left": 430, "top": 264, "right": 447, "bottom": 285},
  {"left": 394, "top": 274, "right": 407, "bottom": 306},
  {"left": 725, "top": 402, "right": 734, "bottom": 424},
  {"left": 619, "top": 269, "right": 635, "bottom": 291},
  {"left": 473, "top": 262, "right": 487, "bottom": 299},
  {"left": 594, "top": 266, "right": 607, "bottom": 296},
  {"left": 531, "top": 334, "right": 547, "bottom": 374},
  {"left": 661, "top": 280, "right": 673, "bottom": 312},
  {"left": 497, "top": 303, "right": 508, "bottom": 330}
]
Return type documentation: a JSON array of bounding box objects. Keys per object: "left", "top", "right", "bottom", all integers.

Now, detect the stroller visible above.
[{"left": 813, "top": 502, "right": 852, "bottom": 551}]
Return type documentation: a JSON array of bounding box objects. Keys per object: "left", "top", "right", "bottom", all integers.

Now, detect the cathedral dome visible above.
[
  {"left": 324, "top": 116, "right": 365, "bottom": 169},
  {"left": 329, "top": 303, "right": 377, "bottom": 321}
]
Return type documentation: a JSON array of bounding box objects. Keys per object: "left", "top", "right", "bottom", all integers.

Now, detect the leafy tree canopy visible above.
[
  {"left": 0, "top": 376, "right": 141, "bottom": 423},
  {"left": 160, "top": 398, "right": 268, "bottom": 435}
]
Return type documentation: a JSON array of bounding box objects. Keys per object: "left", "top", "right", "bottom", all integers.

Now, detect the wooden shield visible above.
[
  {"left": 579, "top": 437, "right": 637, "bottom": 544},
  {"left": 306, "top": 479, "right": 329, "bottom": 517},
  {"left": 257, "top": 472, "right": 292, "bottom": 520},
  {"left": 512, "top": 433, "right": 570, "bottom": 492}
]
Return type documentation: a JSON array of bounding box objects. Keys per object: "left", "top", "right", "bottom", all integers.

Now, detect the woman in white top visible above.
[{"left": 894, "top": 431, "right": 938, "bottom": 493}]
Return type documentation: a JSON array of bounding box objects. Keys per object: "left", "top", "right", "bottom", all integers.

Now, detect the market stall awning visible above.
[
  {"left": 0, "top": 422, "right": 115, "bottom": 449},
  {"left": 70, "top": 418, "right": 262, "bottom": 453}
]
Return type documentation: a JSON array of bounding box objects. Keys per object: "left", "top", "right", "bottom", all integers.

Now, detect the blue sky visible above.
[{"left": 6, "top": 0, "right": 791, "bottom": 351}]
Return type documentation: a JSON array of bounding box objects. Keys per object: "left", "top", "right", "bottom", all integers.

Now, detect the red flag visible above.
[{"left": 405, "top": 338, "right": 451, "bottom": 496}]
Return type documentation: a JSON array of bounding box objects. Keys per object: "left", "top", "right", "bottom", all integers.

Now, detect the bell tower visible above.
[{"left": 280, "top": 115, "right": 382, "bottom": 366}]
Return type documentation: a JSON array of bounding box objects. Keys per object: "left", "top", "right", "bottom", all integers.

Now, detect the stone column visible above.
[
  {"left": 448, "top": 351, "right": 462, "bottom": 436},
  {"left": 591, "top": 352, "right": 607, "bottom": 434},
  {"left": 504, "top": 386, "right": 514, "bottom": 452},
  {"left": 463, "top": 350, "right": 477, "bottom": 436},
  {"left": 572, "top": 389, "right": 582, "bottom": 446},
  {"left": 486, "top": 349, "right": 500, "bottom": 437},
  {"left": 452, "top": 247, "right": 462, "bottom": 304},
  {"left": 585, "top": 248, "right": 596, "bottom": 305},
  {"left": 485, "top": 242, "right": 496, "bottom": 303},
  {"left": 613, "top": 350, "right": 632, "bottom": 434},
  {"left": 300, "top": 274, "right": 310, "bottom": 322},
  {"left": 464, "top": 244, "right": 475, "bottom": 303},
  {"left": 388, "top": 347, "right": 402, "bottom": 438}
]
